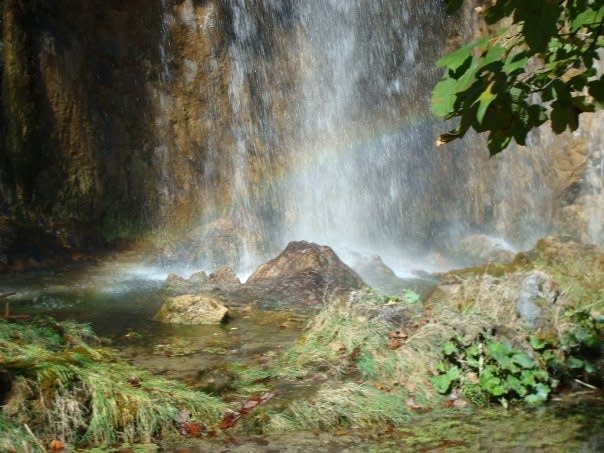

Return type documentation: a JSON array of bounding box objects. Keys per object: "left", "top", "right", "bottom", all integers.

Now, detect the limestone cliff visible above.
[{"left": 0, "top": 0, "right": 601, "bottom": 256}]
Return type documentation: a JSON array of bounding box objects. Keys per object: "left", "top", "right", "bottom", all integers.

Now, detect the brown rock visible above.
[
  {"left": 208, "top": 267, "right": 241, "bottom": 287},
  {"left": 153, "top": 294, "right": 229, "bottom": 325},
  {"left": 244, "top": 241, "right": 366, "bottom": 309}
]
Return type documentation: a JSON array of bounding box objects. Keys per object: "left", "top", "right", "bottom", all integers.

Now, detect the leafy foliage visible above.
[
  {"left": 432, "top": 0, "right": 604, "bottom": 155},
  {"left": 531, "top": 309, "right": 603, "bottom": 383},
  {"left": 431, "top": 335, "right": 555, "bottom": 407}
]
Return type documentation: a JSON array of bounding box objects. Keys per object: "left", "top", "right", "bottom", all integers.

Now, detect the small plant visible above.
[
  {"left": 431, "top": 334, "right": 556, "bottom": 407},
  {"left": 531, "top": 309, "right": 603, "bottom": 384}
]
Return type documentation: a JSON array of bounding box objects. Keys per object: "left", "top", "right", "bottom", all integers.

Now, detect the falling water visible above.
[
  {"left": 156, "top": 0, "right": 603, "bottom": 275},
  {"left": 214, "top": 0, "right": 459, "bottom": 274},
  {"left": 153, "top": 0, "right": 174, "bottom": 221},
  {"left": 282, "top": 1, "right": 449, "bottom": 264}
]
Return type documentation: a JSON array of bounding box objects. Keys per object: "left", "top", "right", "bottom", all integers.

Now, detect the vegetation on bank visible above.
[
  {"left": 223, "top": 238, "right": 603, "bottom": 433},
  {"left": 0, "top": 238, "right": 602, "bottom": 449},
  {"left": 0, "top": 319, "right": 227, "bottom": 452}
]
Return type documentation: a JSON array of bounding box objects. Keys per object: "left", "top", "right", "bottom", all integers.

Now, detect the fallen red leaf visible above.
[
  {"left": 218, "top": 412, "right": 241, "bottom": 430},
  {"left": 387, "top": 338, "right": 402, "bottom": 350},
  {"left": 218, "top": 393, "right": 275, "bottom": 430},
  {"left": 49, "top": 439, "right": 64, "bottom": 452},
  {"left": 182, "top": 421, "right": 205, "bottom": 438}
]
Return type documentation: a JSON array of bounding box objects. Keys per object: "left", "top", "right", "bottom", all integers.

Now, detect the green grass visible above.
[{"left": 0, "top": 318, "right": 228, "bottom": 449}]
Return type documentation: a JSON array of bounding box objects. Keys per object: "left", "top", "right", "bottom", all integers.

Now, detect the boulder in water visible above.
[
  {"left": 245, "top": 241, "right": 366, "bottom": 309},
  {"left": 153, "top": 294, "right": 229, "bottom": 325}
]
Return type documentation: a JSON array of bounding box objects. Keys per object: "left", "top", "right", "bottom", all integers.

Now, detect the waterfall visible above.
[
  {"left": 156, "top": 0, "right": 603, "bottom": 275},
  {"left": 282, "top": 1, "right": 449, "bottom": 265},
  {"left": 215, "top": 0, "right": 455, "bottom": 274}
]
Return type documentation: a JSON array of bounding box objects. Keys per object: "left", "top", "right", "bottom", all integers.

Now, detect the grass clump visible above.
[{"left": 0, "top": 318, "right": 227, "bottom": 449}]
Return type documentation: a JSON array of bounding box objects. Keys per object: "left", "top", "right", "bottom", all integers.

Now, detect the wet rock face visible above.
[
  {"left": 515, "top": 271, "right": 558, "bottom": 329},
  {"left": 0, "top": 216, "right": 106, "bottom": 272},
  {"left": 1, "top": 0, "right": 600, "bottom": 254}
]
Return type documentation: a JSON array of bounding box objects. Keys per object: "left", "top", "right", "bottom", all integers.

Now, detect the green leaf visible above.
[
  {"left": 506, "top": 375, "right": 527, "bottom": 396},
  {"left": 551, "top": 101, "right": 576, "bottom": 134},
  {"left": 487, "top": 132, "right": 512, "bottom": 155},
  {"left": 476, "top": 81, "right": 498, "bottom": 124},
  {"left": 479, "top": 367, "right": 505, "bottom": 396},
  {"left": 431, "top": 78, "right": 459, "bottom": 117},
  {"left": 521, "top": 370, "right": 536, "bottom": 386},
  {"left": 525, "top": 393, "right": 546, "bottom": 405},
  {"left": 529, "top": 335, "right": 548, "bottom": 350},
  {"left": 571, "top": 6, "right": 604, "bottom": 32},
  {"left": 567, "top": 356, "right": 584, "bottom": 369},
  {"left": 442, "top": 341, "right": 457, "bottom": 356},
  {"left": 503, "top": 52, "right": 528, "bottom": 75},
  {"left": 589, "top": 77, "right": 604, "bottom": 104},
  {"left": 444, "top": 0, "right": 464, "bottom": 15},
  {"left": 571, "top": 96, "right": 595, "bottom": 113},
  {"left": 512, "top": 353, "right": 536, "bottom": 369},
  {"left": 486, "top": 341, "right": 511, "bottom": 364},
  {"left": 467, "top": 344, "right": 480, "bottom": 358},
  {"left": 516, "top": 2, "right": 562, "bottom": 54},
  {"left": 437, "top": 37, "right": 488, "bottom": 70},
  {"left": 431, "top": 365, "right": 461, "bottom": 394}
]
